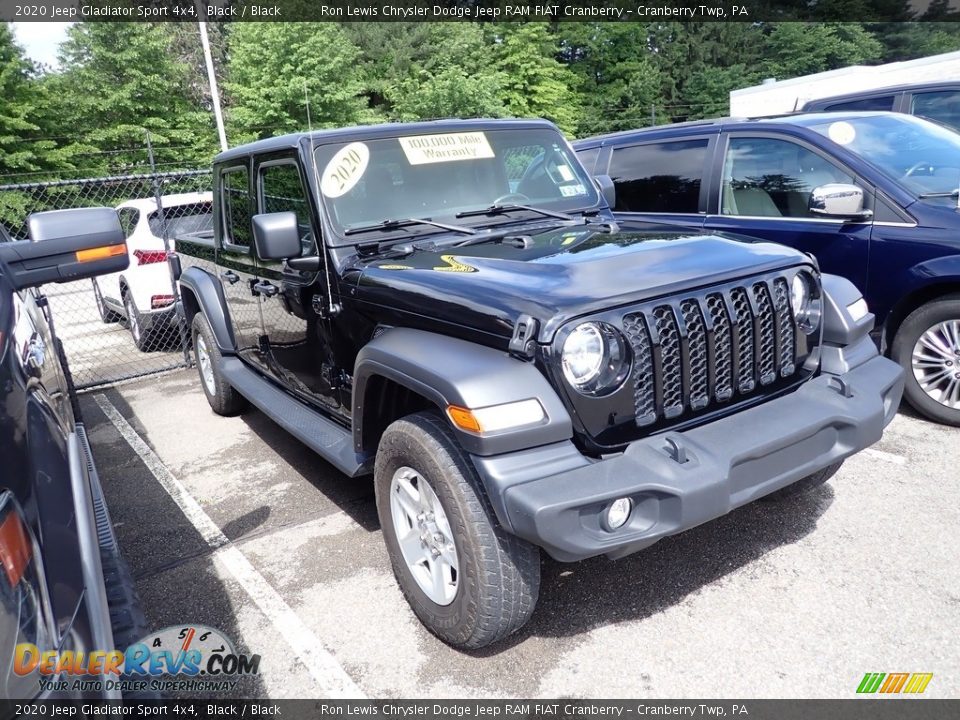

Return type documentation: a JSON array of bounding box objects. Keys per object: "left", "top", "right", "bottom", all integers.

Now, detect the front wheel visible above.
[
  {"left": 891, "top": 295, "right": 960, "bottom": 426},
  {"left": 375, "top": 412, "right": 540, "bottom": 649}
]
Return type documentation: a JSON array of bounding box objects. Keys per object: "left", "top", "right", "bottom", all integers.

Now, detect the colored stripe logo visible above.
[{"left": 857, "top": 672, "right": 933, "bottom": 694}]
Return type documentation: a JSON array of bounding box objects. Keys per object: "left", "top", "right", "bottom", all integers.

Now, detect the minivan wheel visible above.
[
  {"left": 375, "top": 411, "right": 540, "bottom": 649},
  {"left": 892, "top": 295, "right": 960, "bottom": 426},
  {"left": 191, "top": 313, "right": 247, "bottom": 416}
]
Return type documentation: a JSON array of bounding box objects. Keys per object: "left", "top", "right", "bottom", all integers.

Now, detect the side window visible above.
[
  {"left": 608, "top": 139, "right": 708, "bottom": 213},
  {"left": 911, "top": 90, "right": 960, "bottom": 131},
  {"left": 259, "top": 162, "right": 314, "bottom": 252},
  {"left": 221, "top": 167, "right": 252, "bottom": 247},
  {"left": 721, "top": 137, "right": 854, "bottom": 218},
  {"left": 824, "top": 95, "right": 895, "bottom": 112},
  {"left": 118, "top": 208, "right": 139, "bottom": 238}
]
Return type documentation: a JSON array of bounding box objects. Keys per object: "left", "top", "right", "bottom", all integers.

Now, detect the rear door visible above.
[
  {"left": 216, "top": 163, "right": 264, "bottom": 365},
  {"left": 253, "top": 156, "right": 342, "bottom": 410},
  {"left": 603, "top": 136, "right": 714, "bottom": 229},
  {"left": 703, "top": 131, "right": 873, "bottom": 292}
]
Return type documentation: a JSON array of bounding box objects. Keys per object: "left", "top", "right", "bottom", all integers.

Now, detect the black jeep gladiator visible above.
[{"left": 174, "top": 119, "right": 904, "bottom": 649}]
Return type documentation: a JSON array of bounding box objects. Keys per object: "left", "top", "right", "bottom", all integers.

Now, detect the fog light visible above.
[{"left": 605, "top": 497, "right": 632, "bottom": 530}]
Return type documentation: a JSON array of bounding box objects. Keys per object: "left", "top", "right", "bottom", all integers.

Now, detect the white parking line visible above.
[
  {"left": 862, "top": 448, "right": 907, "bottom": 466},
  {"left": 93, "top": 393, "right": 366, "bottom": 700}
]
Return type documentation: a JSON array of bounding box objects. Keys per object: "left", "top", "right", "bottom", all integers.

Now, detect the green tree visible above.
[
  {"left": 761, "top": 23, "right": 883, "bottom": 79},
  {"left": 0, "top": 23, "right": 43, "bottom": 177},
  {"left": 45, "top": 22, "right": 213, "bottom": 173},
  {"left": 489, "top": 23, "right": 581, "bottom": 135},
  {"left": 226, "top": 23, "right": 367, "bottom": 142}
]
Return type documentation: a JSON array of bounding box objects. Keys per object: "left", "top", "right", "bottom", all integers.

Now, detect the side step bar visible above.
[{"left": 220, "top": 358, "right": 371, "bottom": 478}]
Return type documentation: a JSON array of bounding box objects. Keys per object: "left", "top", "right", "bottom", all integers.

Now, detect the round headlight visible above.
[
  {"left": 791, "top": 271, "right": 821, "bottom": 333},
  {"left": 561, "top": 322, "right": 631, "bottom": 396}
]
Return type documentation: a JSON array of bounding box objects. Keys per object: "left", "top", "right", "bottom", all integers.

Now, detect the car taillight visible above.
[
  {"left": 151, "top": 295, "right": 175, "bottom": 309},
  {"left": 134, "top": 250, "right": 168, "bottom": 265}
]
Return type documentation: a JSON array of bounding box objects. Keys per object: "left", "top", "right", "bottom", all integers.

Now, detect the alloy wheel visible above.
[{"left": 911, "top": 319, "right": 960, "bottom": 409}]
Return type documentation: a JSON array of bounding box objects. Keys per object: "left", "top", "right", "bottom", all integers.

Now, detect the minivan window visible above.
[
  {"left": 824, "top": 95, "right": 895, "bottom": 112},
  {"left": 911, "top": 90, "right": 960, "bottom": 132},
  {"left": 721, "top": 137, "right": 853, "bottom": 218},
  {"left": 608, "top": 139, "right": 708, "bottom": 213}
]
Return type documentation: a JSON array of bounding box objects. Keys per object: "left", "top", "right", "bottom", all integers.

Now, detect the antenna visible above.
[{"left": 304, "top": 81, "right": 338, "bottom": 318}]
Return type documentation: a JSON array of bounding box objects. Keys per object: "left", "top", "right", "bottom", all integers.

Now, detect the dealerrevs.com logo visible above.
[
  {"left": 15, "top": 624, "right": 260, "bottom": 694},
  {"left": 857, "top": 672, "right": 934, "bottom": 695}
]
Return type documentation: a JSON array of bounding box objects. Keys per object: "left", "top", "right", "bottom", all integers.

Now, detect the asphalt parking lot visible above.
[{"left": 81, "top": 369, "right": 959, "bottom": 699}]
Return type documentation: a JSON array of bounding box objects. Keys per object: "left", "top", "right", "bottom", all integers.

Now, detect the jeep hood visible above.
[{"left": 352, "top": 224, "right": 811, "bottom": 343}]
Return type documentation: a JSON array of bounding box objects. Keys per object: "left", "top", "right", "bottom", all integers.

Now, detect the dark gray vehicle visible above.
[
  {"left": 174, "top": 119, "right": 904, "bottom": 649},
  {"left": 0, "top": 210, "right": 149, "bottom": 702},
  {"left": 801, "top": 81, "right": 960, "bottom": 131}
]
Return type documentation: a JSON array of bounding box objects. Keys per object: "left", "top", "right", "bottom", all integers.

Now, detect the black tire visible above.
[
  {"left": 375, "top": 411, "right": 540, "bottom": 649},
  {"left": 92, "top": 280, "right": 121, "bottom": 323},
  {"left": 123, "top": 290, "right": 153, "bottom": 353},
  {"left": 760, "top": 461, "right": 843, "bottom": 502},
  {"left": 891, "top": 295, "right": 960, "bottom": 426},
  {"left": 191, "top": 313, "right": 247, "bottom": 416}
]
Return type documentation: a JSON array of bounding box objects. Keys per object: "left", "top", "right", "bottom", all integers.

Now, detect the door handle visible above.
[
  {"left": 253, "top": 280, "right": 279, "bottom": 298},
  {"left": 220, "top": 270, "right": 239, "bottom": 284}
]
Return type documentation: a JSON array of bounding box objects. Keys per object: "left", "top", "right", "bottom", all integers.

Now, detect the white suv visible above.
[{"left": 92, "top": 193, "right": 212, "bottom": 351}]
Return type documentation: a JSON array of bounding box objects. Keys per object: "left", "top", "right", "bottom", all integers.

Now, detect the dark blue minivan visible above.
[{"left": 575, "top": 112, "right": 960, "bottom": 426}]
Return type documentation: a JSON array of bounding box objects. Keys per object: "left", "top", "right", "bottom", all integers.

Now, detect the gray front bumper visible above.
[{"left": 473, "top": 354, "right": 904, "bottom": 562}]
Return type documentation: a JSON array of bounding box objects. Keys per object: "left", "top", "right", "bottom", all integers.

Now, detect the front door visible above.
[
  {"left": 216, "top": 163, "right": 264, "bottom": 366},
  {"left": 704, "top": 133, "right": 872, "bottom": 293},
  {"left": 254, "top": 156, "right": 341, "bottom": 411}
]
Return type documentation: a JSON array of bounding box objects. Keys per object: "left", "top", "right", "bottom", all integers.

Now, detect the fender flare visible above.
[
  {"left": 353, "top": 328, "right": 572, "bottom": 456},
  {"left": 178, "top": 266, "right": 235, "bottom": 353}
]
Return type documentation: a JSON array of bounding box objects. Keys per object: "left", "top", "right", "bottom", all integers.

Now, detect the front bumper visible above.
[{"left": 472, "top": 354, "right": 903, "bottom": 562}]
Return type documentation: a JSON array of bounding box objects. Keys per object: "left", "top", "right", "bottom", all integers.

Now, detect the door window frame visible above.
[
  {"left": 219, "top": 163, "right": 254, "bottom": 253},
  {"left": 255, "top": 156, "right": 318, "bottom": 256},
  {"left": 603, "top": 134, "right": 717, "bottom": 216},
  {"left": 712, "top": 130, "right": 877, "bottom": 224}
]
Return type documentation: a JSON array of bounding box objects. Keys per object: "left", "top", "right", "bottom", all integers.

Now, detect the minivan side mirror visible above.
[
  {"left": 593, "top": 174, "right": 617, "bottom": 210},
  {"left": 809, "top": 183, "right": 873, "bottom": 221},
  {"left": 0, "top": 208, "right": 128, "bottom": 291},
  {"left": 252, "top": 212, "right": 303, "bottom": 261}
]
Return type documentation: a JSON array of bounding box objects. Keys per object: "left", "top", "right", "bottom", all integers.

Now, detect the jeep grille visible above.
[{"left": 621, "top": 275, "right": 802, "bottom": 427}]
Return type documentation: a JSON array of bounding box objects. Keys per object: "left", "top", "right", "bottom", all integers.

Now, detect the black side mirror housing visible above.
[
  {"left": 593, "top": 174, "right": 617, "bottom": 210},
  {"left": 0, "top": 208, "right": 128, "bottom": 291},
  {"left": 252, "top": 212, "right": 303, "bottom": 261}
]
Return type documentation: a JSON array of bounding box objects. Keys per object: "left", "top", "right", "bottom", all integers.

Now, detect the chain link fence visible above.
[{"left": 0, "top": 170, "right": 213, "bottom": 389}]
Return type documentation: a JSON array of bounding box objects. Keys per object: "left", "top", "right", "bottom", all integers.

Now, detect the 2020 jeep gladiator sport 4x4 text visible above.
[{"left": 173, "top": 119, "right": 904, "bottom": 649}]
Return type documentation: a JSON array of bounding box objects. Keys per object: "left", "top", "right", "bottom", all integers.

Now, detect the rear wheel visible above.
[
  {"left": 191, "top": 313, "right": 247, "bottom": 416},
  {"left": 375, "top": 411, "right": 540, "bottom": 649},
  {"left": 123, "top": 291, "right": 153, "bottom": 353},
  {"left": 92, "top": 280, "right": 121, "bottom": 323},
  {"left": 892, "top": 295, "right": 960, "bottom": 426}
]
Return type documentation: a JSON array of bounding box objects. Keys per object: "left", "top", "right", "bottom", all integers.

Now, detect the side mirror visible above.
[
  {"left": 0, "top": 208, "right": 128, "bottom": 291},
  {"left": 593, "top": 174, "right": 617, "bottom": 210},
  {"left": 809, "top": 183, "right": 872, "bottom": 220},
  {"left": 252, "top": 212, "right": 302, "bottom": 261}
]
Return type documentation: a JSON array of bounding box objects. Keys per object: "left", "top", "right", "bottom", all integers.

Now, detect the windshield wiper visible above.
[
  {"left": 917, "top": 189, "right": 960, "bottom": 199},
  {"left": 344, "top": 217, "right": 475, "bottom": 236},
  {"left": 455, "top": 203, "right": 573, "bottom": 221}
]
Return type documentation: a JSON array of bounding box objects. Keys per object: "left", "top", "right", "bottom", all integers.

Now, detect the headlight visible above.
[
  {"left": 561, "top": 322, "right": 631, "bottom": 395},
  {"left": 791, "top": 271, "right": 821, "bottom": 333}
]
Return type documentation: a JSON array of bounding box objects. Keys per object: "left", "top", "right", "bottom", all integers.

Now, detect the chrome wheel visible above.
[
  {"left": 196, "top": 334, "right": 216, "bottom": 396},
  {"left": 125, "top": 295, "right": 141, "bottom": 343},
  {"left": 912, "top": 319, "right": 960, "bottom": 409},
  {"left": 389, "top": 466, "right": 459, "bottom": 606}
]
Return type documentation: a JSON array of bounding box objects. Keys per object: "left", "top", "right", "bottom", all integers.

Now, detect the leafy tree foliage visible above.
[
  {"left": 225, "top": 23, "right": 367, "bottom": 142},
  {"left": 0, "top": 24, "right": 42, "bottom": 176}
]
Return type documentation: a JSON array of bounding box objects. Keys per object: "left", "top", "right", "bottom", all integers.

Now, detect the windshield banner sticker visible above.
[
  {"left": 560, "top": 184, "right": 588, "bottom": 197},
  {"left": 398, "top": 132, "right": 495, "bottom": 165},
  {"left": 321, "top": 142, "right": 370, "bottom": 198}
]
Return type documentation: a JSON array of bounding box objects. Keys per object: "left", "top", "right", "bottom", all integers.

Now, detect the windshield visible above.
[
  {"left": 808, "top": 114, "right": 960, "bottom": 201},
  {"left": 313, "top": 127, "right": 599, "bottom": 240}
]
